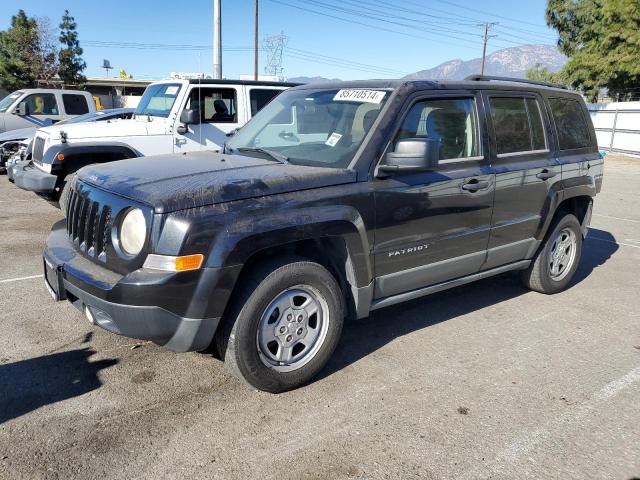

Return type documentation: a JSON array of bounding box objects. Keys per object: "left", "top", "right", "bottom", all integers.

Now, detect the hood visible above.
[
  {"left": 0, "top": 126, "right": 35, "bottom": 143},
  {"left": 38, "top": 117, "right": 153, "bottom": 141},
  {"left": 77, "top": 151, "right": 357, "bottom": 213}
]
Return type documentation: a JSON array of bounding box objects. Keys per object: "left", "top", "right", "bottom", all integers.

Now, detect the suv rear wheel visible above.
[
  {"left": 217, "top": 258, "right": 344, "bottom": 393},
  {"left": 522, "top": 213, "right": 583, "bottom": 294}
]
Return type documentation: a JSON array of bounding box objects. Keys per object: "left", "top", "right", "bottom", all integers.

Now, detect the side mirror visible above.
[
  {"left": 378, "top": 138, "right": 440, "bottom": 174},
  {"left": 15, "top": 102, "right": 28, "bottom": 116},
  {"left": 180, "top": 108, "right": 200, "bottom": 125}
]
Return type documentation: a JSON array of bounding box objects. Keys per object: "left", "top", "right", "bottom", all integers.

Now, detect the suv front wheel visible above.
[
  {"left": 522, "top": 213, "right": 583, "bottom": 294},
  {"left": 217, "top": 258, "right": 344, "bottom": 393}
]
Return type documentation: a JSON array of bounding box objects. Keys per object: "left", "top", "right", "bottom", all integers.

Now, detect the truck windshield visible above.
[
  {"left": 134, "top": 83, "right": 181, "bottom": 118},
  {"left": 0, "top": 92, "right": 23, "bottom": 113},
  {"left": 227, "top": 87, "right": 389, "bottom": 169}
]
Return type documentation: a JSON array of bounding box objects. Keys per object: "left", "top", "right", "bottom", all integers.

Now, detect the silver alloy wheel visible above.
[
  {"left": 256, "top": 285, "right": 330, "bottom": 373},
  {"left": 548, "top": 227, "right": 577, "bottom": 281}
]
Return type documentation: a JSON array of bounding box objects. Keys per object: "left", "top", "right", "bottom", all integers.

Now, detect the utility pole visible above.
[
  {"left": 254, "top": 0, "right": 259, "bottom": 80},
  {"left": 479, "top": 21, "right": 498, "bottom": 76},
  {"left": 213, "top": 0, "right": 222, "bottom": 79}
]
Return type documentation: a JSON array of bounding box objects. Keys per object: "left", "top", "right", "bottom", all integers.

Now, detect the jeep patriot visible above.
[{"left": 43, "top": 76, "right": 604, "bottom": 392}]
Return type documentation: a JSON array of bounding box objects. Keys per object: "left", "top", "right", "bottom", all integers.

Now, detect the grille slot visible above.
[
  {"left": 66, "top": 188, "right": 113, "bottom": 262},
  {"left": 32, "top": 136, "right": 45, "bottom": 162}
]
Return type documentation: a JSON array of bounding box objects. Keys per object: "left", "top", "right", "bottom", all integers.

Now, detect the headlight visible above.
[{"left": 119, "top": 208, "right": 146, "bottom": 256}]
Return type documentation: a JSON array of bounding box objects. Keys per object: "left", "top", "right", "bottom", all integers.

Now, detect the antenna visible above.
[
  {"left": 263, "top": 33, "right": 287, "bottom": 80},
  {"left": 102, "top": 59, "right": 112, "bottom": 77}
]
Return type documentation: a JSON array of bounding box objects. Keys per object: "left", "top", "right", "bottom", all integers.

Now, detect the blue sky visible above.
[{"left": 1, "top": 0, "right": 558, "bottom": 80}]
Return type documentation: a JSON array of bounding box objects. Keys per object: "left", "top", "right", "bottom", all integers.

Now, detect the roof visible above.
[
  {"left": 185, "top": 79, "right": 300, "bottom": 87},
  {"left": 288, "top": 77, "right": 573, "bottom": 95}
]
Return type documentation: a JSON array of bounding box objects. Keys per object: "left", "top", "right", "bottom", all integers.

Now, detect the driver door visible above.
[
  {"left": 174, "top": 86, "right": 241, "bottom": 152},
  {"left": 11, "top": 93, "right": 63, "bottom": 129},
  {"left": 373, "top": 92, "right": 495, "bottom": 299}
]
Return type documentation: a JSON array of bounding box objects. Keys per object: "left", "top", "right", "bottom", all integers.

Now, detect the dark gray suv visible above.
[{"left": 43, "top": 76, "right": 604, "bottom": 392}]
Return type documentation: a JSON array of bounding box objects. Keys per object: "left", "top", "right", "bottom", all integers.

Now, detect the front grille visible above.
[
  {"left": 32, "top": 136, "right": 45, "bottom": 162},
  {"left": 66, "top": 186, "right": 113, "bottom": 262}
]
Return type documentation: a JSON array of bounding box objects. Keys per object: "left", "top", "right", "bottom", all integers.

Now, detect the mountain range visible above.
[{"left": 289, "top": 44, "right": 566, "bottom": 83}]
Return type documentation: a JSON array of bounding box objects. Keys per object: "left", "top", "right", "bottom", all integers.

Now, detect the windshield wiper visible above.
[{"left": 236, "top": 147, "right": 289, "bottom": 164}]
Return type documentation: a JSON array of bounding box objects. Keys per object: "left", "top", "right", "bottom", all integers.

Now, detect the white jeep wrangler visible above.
[{"left": 13, "top": 79, "right": 295, "bottom": 208}]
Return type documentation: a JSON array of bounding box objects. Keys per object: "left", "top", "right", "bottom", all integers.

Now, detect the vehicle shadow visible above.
[
  {"left": 319, "top": 228, "right": 619, "bottom": 380},
  {"left": 0, "top": 347, "right": 117, "bottom": 424}
]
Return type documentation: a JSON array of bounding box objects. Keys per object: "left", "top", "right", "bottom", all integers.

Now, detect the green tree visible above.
[
  {"left": 0, "top": 10, "right": 40, "bottom": 90},
  {"left": 525, "top": 63, "right": 562, "bottom": 84},
  {"left": 58, "top": 10, "right": 86, "bottom": 85},
  {"left": 546, "top": 0, "right": 640, "bottom": 102}
]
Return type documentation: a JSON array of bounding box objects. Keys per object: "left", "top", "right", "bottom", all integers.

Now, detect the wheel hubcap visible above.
[
  {"left": 548, "top": 227, "right": 577, "bottom": 281},
  {"left": 256, "top": 285, "right": 329, "bottom": 372}
]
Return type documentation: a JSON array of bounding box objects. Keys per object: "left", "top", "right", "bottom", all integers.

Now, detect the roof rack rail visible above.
[{"left": 464, "top": 74, "right": 567, "bottom": 90}]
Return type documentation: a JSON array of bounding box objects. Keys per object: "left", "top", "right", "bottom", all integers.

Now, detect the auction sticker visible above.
[
  {"left": 325, "top": 132, "right": 342, "bottom": 147},
  {"left": 334, "top": 89, "right": 386, "bottom": 104},
  {"left": 165, "top": 86, "right": 179, "bottom": 96}
]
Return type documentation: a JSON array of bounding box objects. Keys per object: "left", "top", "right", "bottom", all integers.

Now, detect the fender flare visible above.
[
  {"left": 535, "top": 178, "right": 596, "bottom": 243},
  {"left": 43, "top": 142, "right": 141, "bottom": 173}
]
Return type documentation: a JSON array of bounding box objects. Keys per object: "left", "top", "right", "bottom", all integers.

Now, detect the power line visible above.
[{"left": 83, "top": 40, "right": 406, "bottom": 77}]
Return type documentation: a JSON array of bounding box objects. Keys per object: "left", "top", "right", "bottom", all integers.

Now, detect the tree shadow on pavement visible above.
[
  {"left": 0, "top": 348, "right": 117, "bottom": 424},
  {"left": 319, "top": 227, "right": 619, "bottom": 380}
]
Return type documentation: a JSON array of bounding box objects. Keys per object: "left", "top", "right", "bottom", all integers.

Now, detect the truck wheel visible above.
[
  {"left": 59, "top": 174, "right": 76, "bottom": 217},
  {"left": 218, "top": 258, "right": 344, "bottom": 393},
  {"left": 521, "top": 213, "right": 583, "bottom": 294}
]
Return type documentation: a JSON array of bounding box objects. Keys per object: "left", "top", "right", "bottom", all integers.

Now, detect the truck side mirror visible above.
[
  {"left": 377, "top": 138, "right": 441, "bottom": 175},
  {"left": 180, "top": 108, "right": 200, "bottom": 125},
  {"left": 15, "top": 102, "right": 28, "bottom": 116}
]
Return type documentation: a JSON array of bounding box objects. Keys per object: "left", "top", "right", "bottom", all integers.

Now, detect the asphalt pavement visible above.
[{"left": 0, "top": 155, "right": 638, "bottom": 480}]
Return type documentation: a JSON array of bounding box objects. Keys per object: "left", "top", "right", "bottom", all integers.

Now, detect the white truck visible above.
[
  {"left": 0, "top": 88, "right": 96, "bottom": 133},
  {"left": 13, "top": 79, "right": 296, "bottom": 207}
]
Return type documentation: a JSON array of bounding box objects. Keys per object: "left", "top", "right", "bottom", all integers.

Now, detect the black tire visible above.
[
  {"left": 521, "top": 213, "right": 583, "bottom": 294},
  {"left": 58, "top": 174, "right": 76, "bottom": 217},
  {"left": 217, "top": 257, "right": 344, "bottom": 393}
]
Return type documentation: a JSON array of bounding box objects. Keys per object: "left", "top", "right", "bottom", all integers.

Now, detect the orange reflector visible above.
[
  {"left": 55, "top": 152, "right": 65, "bottom": 161},
  {"left": 175, "top": 254, "right": 204, "bottom": 271}
]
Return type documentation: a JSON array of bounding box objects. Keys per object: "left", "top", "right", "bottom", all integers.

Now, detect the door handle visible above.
[
  {"left": 461, "top": 179, "right": 489, "bottom": 192},
  {"left": 536, "top": 169, "right": 557, "bottom": 180}
]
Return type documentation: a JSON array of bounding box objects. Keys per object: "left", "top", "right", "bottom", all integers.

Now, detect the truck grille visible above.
[
  {"left": 66, "top": 187, "right": 113, "bottom": 261},
  {"left": 32, "top": 136, "right": 45, "bottom": 162}
]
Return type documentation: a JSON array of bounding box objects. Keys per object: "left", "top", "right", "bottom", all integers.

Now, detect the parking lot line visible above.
[
  {"left": 592, "top": 213, "right": 640, "bottom": 223},
  {"left": 0, "top": 274, "right": 43, "bottom": 284},
  {"left": 587, "top": 235, "right": 640, "bottom": 249},
  {"left": 467, "top": 364, "right": 640, "bottom": 479}
]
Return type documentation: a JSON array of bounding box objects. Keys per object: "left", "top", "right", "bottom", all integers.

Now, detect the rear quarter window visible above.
[
  {"left": 63, "top": 94, "right": 90, "bottom": 115},
  {"left": 549, "top": 97, "right": 592, "bottom": 150}
]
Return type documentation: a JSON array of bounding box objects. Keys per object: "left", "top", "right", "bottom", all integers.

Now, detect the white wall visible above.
[{"left": 588, "top": 101, "right": 640, "bottom": 156}]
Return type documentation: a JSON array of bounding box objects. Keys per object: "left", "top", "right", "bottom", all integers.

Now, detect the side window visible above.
[
  {"left": 396, "top": 97, "right": 479, "bottom": 161},
  {"left": 186, "top": 88, "right": 237, "bottom": 123},
  {"left": 62, "top": 94, "right": 90, "bottom": 115},
  {"left": 249, "top": 89, "right": 280, "bottom": 116},
  {"left": 549, "top": 97, "right": 591, "bottom": 150},
  {"left": 23, "top": 94, "right": 58, "bottom": 115},
  {"left": 490, "top": 97, "right": 547, "bottom": 155}
]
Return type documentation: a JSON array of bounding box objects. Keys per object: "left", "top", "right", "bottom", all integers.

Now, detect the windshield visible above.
[
  {"left": 227, "top": 87, "right": 388, "bottom": 168},
  {"left": 0, "top": 92, "right": 23, "bottom": 113},
  {"left": 134, "top": 83, "right": 182, "bottom": 118}
]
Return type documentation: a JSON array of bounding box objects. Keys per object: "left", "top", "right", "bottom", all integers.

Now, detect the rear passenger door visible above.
[
  {"left": 546, "top": 96, "right": 602, "bottom": 196},
  {"left": 373, "top": 92, "right": 495, "bottom": 299},
  {"left": 483, "top": 91, "right": 559, "bottom": 270}
]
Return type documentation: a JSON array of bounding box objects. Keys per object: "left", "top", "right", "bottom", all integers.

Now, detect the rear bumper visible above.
[
  {"left": 13, "top": 162, "right": 58, "bottom": 193},
  {"left": 43, "top": 220, "right": 234, "bottom": 352}
]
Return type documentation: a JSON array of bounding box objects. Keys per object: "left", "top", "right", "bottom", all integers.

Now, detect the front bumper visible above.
[
  {"left": 43, "top": 220, "right": 227, "bottom": 352},
  {"left": 13, "top": 162, "right": 58, "bottom": 193},
  {"left": 7, "top": 159, "right": 29, "bottom": 182}
]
